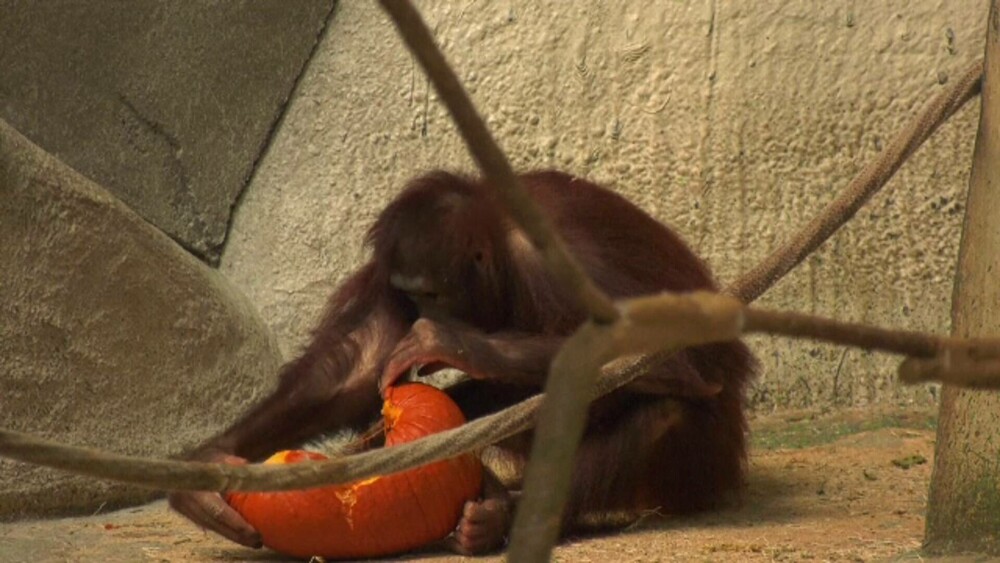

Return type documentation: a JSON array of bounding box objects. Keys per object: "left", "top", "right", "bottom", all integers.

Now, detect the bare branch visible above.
[
  {"left": 900, "top": 354, "right": 1000, "bottom": 388},
  {"left": 377, "top": 0, "right": 618, "bottom": 324},
  {"left": 0, "top": 293, "right": 738, "bottom": 495},
  {"left": 9, "top": 293, "right": 1000, "bottom": 495},
  {"left": 745, "top": 309, "right": 972, "bottom": 358},
  {"left": 727, "top": 58, "right": 983, "bottom": 303},
  {"left": 6, "top": 284, "right": 1000, "bottom": 563}
]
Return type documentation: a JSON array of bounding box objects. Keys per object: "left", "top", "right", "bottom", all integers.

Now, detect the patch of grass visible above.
[{"left": 751, "top": 410, "right": 937, "bottom": 451}]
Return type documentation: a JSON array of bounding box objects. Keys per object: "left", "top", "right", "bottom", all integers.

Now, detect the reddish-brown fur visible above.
[{"left": 169, "top": 170, "right": 756, "bottom": 553}]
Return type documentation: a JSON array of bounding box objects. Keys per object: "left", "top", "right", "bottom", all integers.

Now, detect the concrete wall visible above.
[
  {"left": 0, "top": 120, "right": 282, "bottom": 519},
  {"left": 222, "top": 1, "right": 985, "bottom": 410},
  {"left": 0, "top": 0, "right": 335, "bottom": 262}
]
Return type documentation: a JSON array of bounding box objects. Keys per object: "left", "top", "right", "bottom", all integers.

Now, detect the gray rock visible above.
[
  {"left": 0, "top": 119, "right": 282, "bottom": 520},
  {"left": 0, "top": 0, "right": 335, "bottom": 262}
]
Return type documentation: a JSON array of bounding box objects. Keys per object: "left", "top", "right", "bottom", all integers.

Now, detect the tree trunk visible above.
[{"left": 924, "top": 1, "right": 1000, "bottom": 554}]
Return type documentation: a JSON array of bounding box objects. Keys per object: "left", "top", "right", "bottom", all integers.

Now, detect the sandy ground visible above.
[{"left": 0, "top": 408, "right": 973, "bottom": 562}]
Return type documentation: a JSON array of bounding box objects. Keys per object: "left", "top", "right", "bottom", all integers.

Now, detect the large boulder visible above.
[{"left": 0, "top": 119, "right": 282, "bottom": 519}]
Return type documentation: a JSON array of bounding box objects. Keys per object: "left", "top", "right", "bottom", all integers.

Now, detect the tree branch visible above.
[
  {"left": 4, "top": 293, "right": 1000, "bottom": 493},
  {"left": 900, "top": 354, "right": 1000, "bottom": 388}
]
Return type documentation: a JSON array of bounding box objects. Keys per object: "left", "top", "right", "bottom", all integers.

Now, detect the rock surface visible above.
[
  {"left": 0, "top": 0, "right": 335, "bottom": 262},
  {"left": 0, "top": 119, "right": 282, "bottom": 519}
]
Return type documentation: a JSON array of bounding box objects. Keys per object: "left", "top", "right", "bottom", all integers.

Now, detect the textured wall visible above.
[
  {"left": 222, "top": 1, "right": 985, "bottom": 410},
  {"left": 0, "top": 120, "right": 282, "bottom": 519},
  {"left": 0, "top": 0, "right": 334, "bottom": 262}
]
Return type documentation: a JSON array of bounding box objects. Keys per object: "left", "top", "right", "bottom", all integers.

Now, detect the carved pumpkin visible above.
[{"left": 226, "top": 383, "right": 482, "bottom": 559}]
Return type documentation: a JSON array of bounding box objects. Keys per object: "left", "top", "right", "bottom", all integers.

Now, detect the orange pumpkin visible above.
[{"left": 226, "top": 383, "right": 482, "bottom": 560}]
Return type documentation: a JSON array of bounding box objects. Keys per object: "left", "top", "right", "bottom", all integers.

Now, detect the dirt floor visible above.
[{"left": 1, "top": 407, "right": 983, "bottom": 562}]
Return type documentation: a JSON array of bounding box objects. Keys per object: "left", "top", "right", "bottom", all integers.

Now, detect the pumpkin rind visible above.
[{"left": 226, "top": 383, "right": 482, "bottom": 559}]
